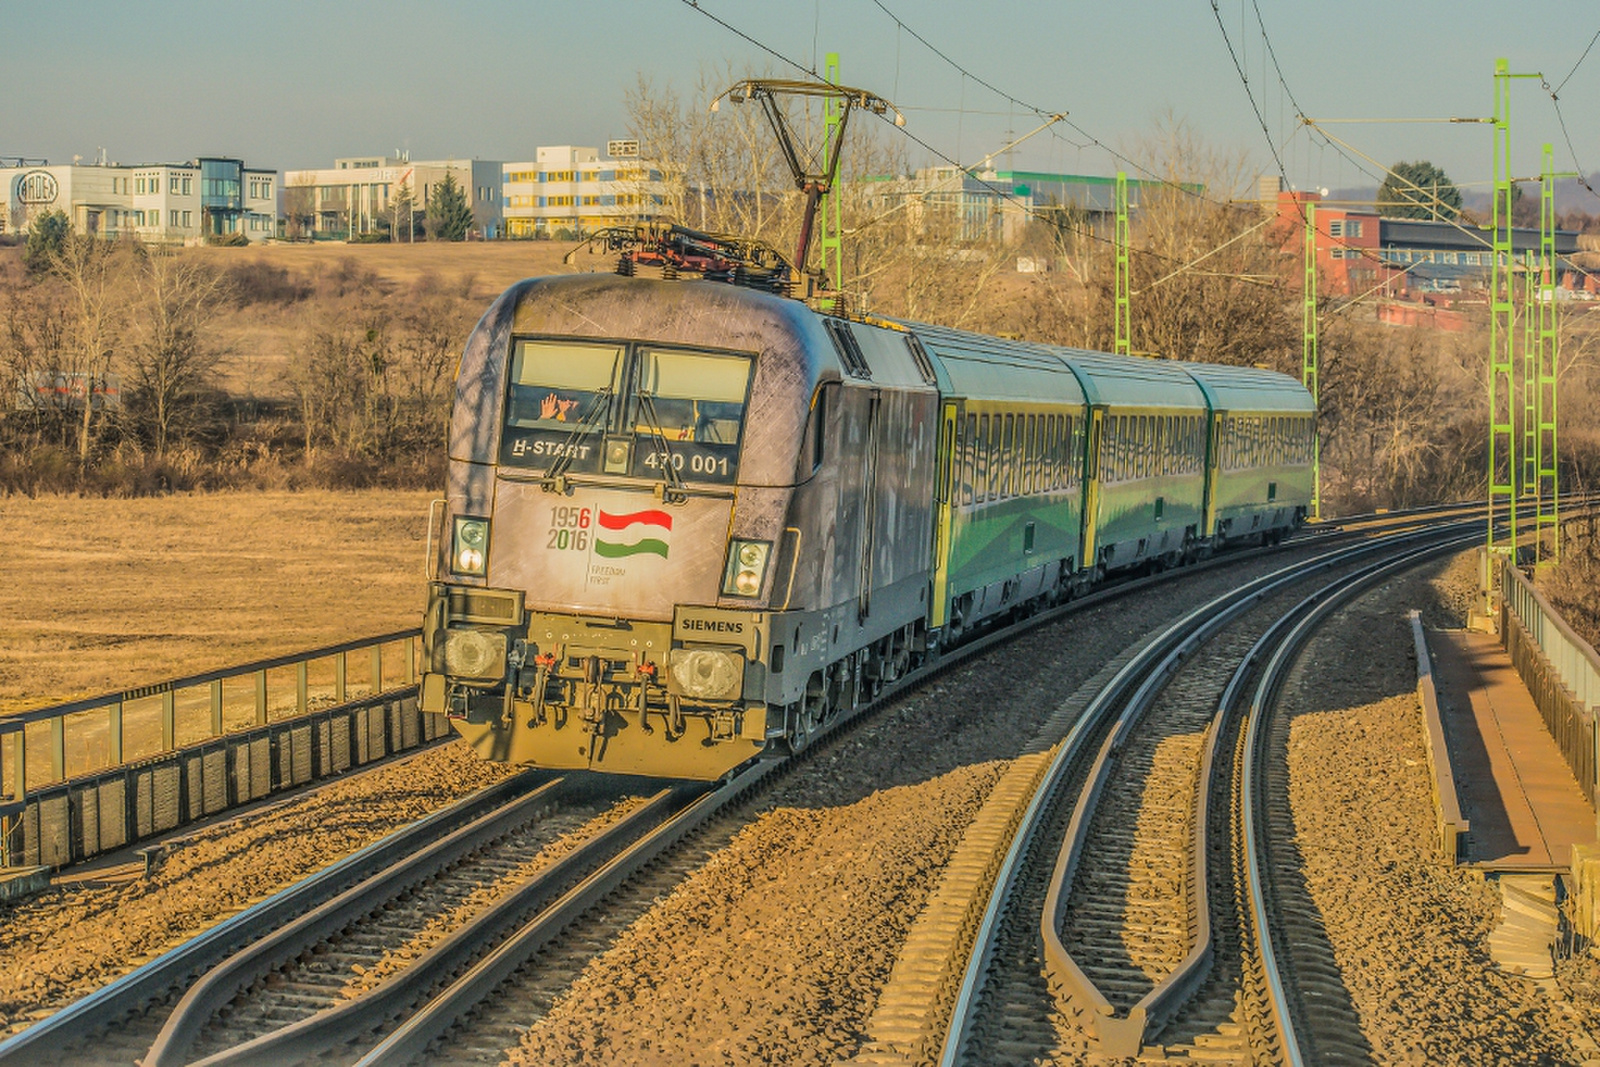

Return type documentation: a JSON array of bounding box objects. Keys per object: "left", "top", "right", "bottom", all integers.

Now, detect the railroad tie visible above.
[{"left": 849, "top": 746, "right": 1059, "bottom": 1065}]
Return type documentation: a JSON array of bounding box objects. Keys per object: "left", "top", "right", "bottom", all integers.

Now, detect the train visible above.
[{"left": 418, "top": 270, "right": 1315, "bottom": 781}]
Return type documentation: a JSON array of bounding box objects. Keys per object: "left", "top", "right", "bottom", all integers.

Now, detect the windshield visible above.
[
  {"left": 500, "top": 340, "right": 753, "bottom": 486},
  {"left": 500, "top": 340, "right": 624, "bottom": 472}
]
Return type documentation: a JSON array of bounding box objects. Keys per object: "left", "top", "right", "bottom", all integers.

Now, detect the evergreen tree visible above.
[
  {"left": 1377, "top": 161, "right": 1462, "bottom": 221},
  {"left": 23, "top": 210, "right": 72, "bottom": 273},
  {"left": 425, "top": 173, "right": 474, "bottom": 241}
]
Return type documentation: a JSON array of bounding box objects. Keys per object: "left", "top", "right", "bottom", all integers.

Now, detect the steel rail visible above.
[
  {"left": 1035, "top": 520, "right": 1474, "bottom": 1054},
  {"left": 938, "top": 516, "right": 1482, "bottom": 1064},
  {"left": 141, "top": 775, "right": 579, "bottom": 1067},
  {"left": 1240, "top": 531, "right": 1481, "bottom": 1063},
  {"left": 7, "top": 508, "right": 1285, "bottom": 1064},
  {"left": 171, "top": 785, "right": 698, "bottom": 1067},
  {"left": 187, "top": 516, "right": 1367, "bottom": 1066},
  {"left": 349, "top": 756, "right": 790, "bottom": 1065},
  {"left": 0, "top": 769, "right": 546, "bottom": 1066}
]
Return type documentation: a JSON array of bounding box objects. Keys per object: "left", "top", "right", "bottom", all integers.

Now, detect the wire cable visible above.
[{"left": 675, "top": 0, "right": 1291, "bottom": 285}]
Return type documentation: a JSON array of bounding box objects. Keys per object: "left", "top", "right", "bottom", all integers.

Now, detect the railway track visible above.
[
  {"left": 937, "top": 518, "right": 1481, "bottom": 1065},
  {"left": 1, "top": 503, "right": 1512, "bottom": 1067}
]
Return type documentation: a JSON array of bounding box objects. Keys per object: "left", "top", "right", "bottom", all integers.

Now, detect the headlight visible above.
[
  {"left": 721, "top": 539, "right": 770, "bottom": 597},
  {"left": 669, "top": 648, "right": 744, "bottom": 700},
  {"left": 441, "top": 628, "right": 508, "bottom": 680},
  {"left": 453, "top": 517, "right": 489, "bottom": 576}
]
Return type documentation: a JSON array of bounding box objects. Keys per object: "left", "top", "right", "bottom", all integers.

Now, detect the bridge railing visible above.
[
  {"left": 1501, "top": 560, "right": 1600, "bottom": 809},
  {"left": 0, "top": 630, "right": 422, "bottom": 820}
]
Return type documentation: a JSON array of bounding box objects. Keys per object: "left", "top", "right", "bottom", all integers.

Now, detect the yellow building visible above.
[{"left": 502, "top": 142, "right": 667, "bottom": 238}]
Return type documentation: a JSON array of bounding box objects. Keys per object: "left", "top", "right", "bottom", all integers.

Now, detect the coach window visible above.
[
  {"left": 1120, "top": 416, "right": 1130, "bottom": 482},
  {"left": 1107, "top": 418, "right": 1119, "bottom": 483},
  {"left": 1023, "top": 415, "right": 1036, "bottom": 494},
  {"left": 972, "top": 415, "right": 985, "bottom": 502},
  {"left": 986, "top": 413, "right": 998, "bottom": 500},
  {"left": 1049, "top": 415, "right": 1062, "bottom": 489},
  {"left": 964, "top": 414, "right": 977, "bottom": 505}
]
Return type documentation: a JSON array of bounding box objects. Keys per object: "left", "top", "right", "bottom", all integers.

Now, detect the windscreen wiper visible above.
[
  {"left": 635, "top": 390, "right": 689, "bottom": 503},
  {"left": 542, "top": 387, "right": 613, "bottom": 490}
]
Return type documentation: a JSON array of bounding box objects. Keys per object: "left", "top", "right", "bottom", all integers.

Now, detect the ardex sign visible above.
[{"left": 16, "top": 170, "right": 59, "bottom": 205}]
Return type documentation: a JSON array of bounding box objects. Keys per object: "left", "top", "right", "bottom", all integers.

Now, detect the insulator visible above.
[
  {"left": 662, "top": 263, "right": 679, "bottom": 280},
  {"left": 616, "top": 255, "right": 635, "bottom": 277}
]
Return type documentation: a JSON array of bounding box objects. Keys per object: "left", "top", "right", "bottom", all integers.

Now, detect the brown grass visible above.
[
  {"left": 198, "top": 241, "right": 590, "bottom": 397},
  {"left": 0, "top": 489, "right": 436, "bottom": 714}
]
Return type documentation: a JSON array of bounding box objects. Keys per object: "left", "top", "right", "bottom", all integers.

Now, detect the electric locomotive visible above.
[{"left": 419, "top": 271, "right": 1315, "bottom": 781}]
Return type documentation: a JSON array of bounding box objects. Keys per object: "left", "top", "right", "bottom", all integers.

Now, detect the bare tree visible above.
[
  {"left": 125, "top": 251, "right": 232, "bottom": 457},
  {"left": 47, "top": 233, "right": 132, "bottom": 465},
  {"left": 284, "top": 175, "right": 317, "bottom": 241}
]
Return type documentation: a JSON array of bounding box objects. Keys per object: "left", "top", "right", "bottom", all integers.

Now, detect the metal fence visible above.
[
  {"left": 1501, "top": 560, "right": 1600, "bottom": 808},
  {"left": 1, "top": 630, "right": 421, "bottom": 831}
]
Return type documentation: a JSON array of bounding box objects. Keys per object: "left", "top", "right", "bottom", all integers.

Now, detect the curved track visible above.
[
  {"left": 1, "top": 501, "right": 1518, "bottom": 1067},
  {"left": 938, "top": 519, "right": 1481, "bottom": 1065}
]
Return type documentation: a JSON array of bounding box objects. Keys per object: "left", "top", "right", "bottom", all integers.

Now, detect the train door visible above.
[
  {"left": 857, "top": 389, "right": 882, "bottom": 622},
  {"left": 930, "top": 400, "right": 959, "bottom": 629},
  {"left": 1080, "top": 407, "right": 1105, "bottom": 566},
  {"left": 1202, "top": 408, "right": 1226, "bottom": 538}
]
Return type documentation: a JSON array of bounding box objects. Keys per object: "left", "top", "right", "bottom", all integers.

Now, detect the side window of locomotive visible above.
[
  {"left": 630, "top": 348, "right": 753, "bottom": 484},
  {"left": 804, "top": 383, "right": 835, "bottom": 475},
  {"left": 500, "top": 339, "right": 624, "bottom": 471}
]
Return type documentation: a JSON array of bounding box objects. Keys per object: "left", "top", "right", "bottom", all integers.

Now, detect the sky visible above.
[{"left": 5, "top": 0, "right": 1599, "bottom": 208}]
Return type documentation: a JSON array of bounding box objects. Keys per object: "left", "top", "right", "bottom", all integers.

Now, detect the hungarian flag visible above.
[{"left": 594, "top": 509, "right": 672, "bottom": 559}]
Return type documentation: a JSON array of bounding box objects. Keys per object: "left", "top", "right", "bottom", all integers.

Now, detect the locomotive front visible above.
[{"left": 419, "top": 274, "right": 822, "bottom": 780}]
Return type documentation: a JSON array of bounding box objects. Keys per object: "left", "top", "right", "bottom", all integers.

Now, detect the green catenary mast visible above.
[
  {"left": 1303, "top": 200, "right": 1320, "bottom": 522},
  {"left": 1487, "top": 58, "right": 1518, "bottom": 579},
  {"left": 1536, "top": 142, "right": 1565, "bottom": 565}
]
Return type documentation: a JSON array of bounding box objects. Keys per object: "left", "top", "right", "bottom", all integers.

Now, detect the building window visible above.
[
  {"left": 1346, "top": 220, "right": 1363, "bottom": 238},
  {"left": 170, "top": 176, "right": 180, "bottom": 194},
  {"left": 182, "top": 210, "right": 192, "bottom": 227},
  {"left": 170, "top": 209, "right": 179, "bottom": 227}
]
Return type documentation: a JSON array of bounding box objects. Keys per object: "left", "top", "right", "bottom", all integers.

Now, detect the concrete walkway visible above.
[{"left": 1430, "top": 630, "right": 1596, "bottom": 870}]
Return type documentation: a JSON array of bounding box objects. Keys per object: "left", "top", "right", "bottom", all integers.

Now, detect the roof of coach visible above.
[
  {"left": 1058, "top": 350, "right": 1211, "bottom": 410},
  {"left": 890, "top": 321, "right": 1086, "bottom": 404},
  {"left": 1176, "top": 361, "right": 1317, "bottom": 414}
]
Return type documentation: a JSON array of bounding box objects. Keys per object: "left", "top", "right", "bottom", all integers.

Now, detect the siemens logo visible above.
[{"left": 680, "top": 619, "right": 744, "bottom": 634}]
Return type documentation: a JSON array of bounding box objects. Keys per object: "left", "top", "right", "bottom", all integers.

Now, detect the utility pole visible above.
[
  {"left": 1303, "top": 199, "right": 1320, "bottom": 521},
  {"left": 1114, "top": 171, "right": 1130, "bottom": 356}
]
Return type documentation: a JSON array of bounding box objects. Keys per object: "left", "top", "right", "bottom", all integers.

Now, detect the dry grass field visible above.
[
  {"left": 195, "top": 241, "right": 593, "bottom": 397},
  {"left": 0, "top": 489, "right": 436, "bottom": 714}
]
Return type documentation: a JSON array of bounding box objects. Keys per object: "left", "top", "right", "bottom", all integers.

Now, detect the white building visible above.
[
  {"left": 502, "top": 143, "right": 668, "bottom": 238},
  {"left": 282, "top": 156, "right": 503, "bottom": 240},
  {"left": 0, "top": 158, "right": 276, "bottom": 244}
]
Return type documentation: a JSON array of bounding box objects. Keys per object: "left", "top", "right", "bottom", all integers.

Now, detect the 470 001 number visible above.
[
  {"left": 548, "top": 506, "right": 591, "bottom": 551},
  {"left": 643, "top": 451, "right": 729, "bottom": 477}
]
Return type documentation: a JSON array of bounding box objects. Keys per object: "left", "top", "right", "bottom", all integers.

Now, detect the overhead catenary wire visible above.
[
  {"left": 674, "top": 0, "right": 1250, "bottom": 279},
  {"left": 865, "top": 0, "right": 1235, "bottom": 210},
  {"left": 674, "top": 0, "right": 1311, "bottom": 292}
]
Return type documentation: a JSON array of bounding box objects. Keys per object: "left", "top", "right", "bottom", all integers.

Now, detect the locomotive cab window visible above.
[
  {"left": 500, "top": 340, "right": 625, "bottom": 472},
  {"left": 628, "top": 348, "right": 752, "bottom": 483},
  {"left": 499, "top": 339, "right": 752, "bottom": 486}
]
